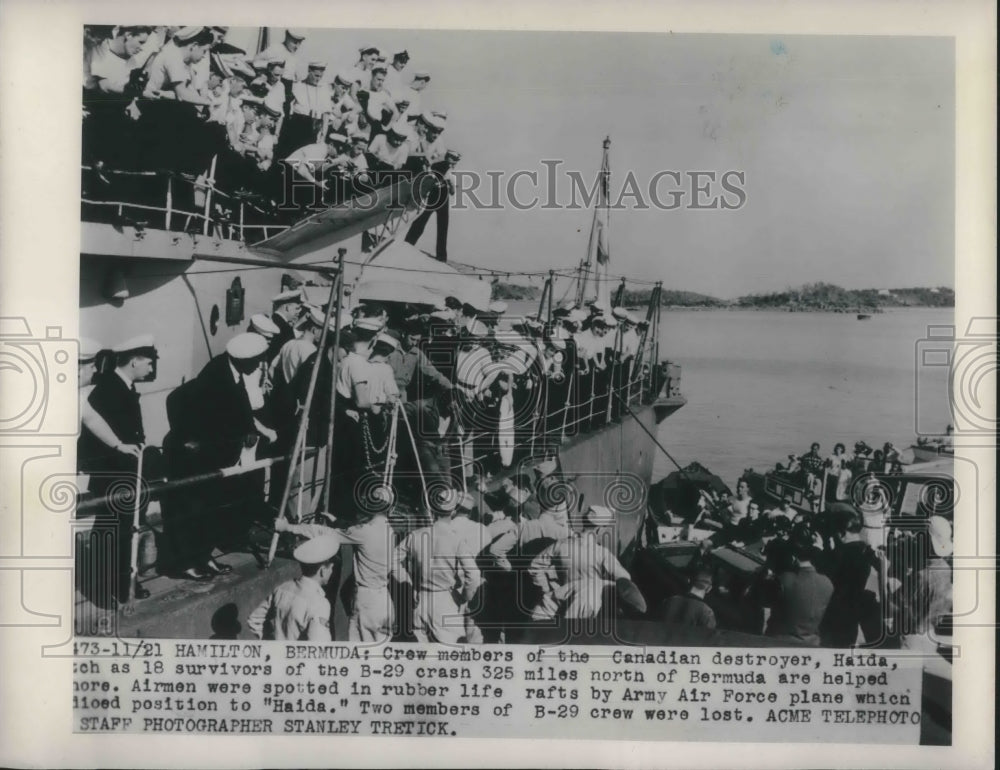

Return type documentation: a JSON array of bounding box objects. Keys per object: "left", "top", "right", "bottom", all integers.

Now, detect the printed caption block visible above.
[{"left": 73, "top": 640, "right": 924, "bottom": 743}]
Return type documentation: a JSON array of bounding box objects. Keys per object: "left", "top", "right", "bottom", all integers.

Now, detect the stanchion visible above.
[
  {"left": 266, "top": 275, "right": 340, "bottom": 566},
  {"left": 123, "top": 444, "right": 145, "bottom": 615}
]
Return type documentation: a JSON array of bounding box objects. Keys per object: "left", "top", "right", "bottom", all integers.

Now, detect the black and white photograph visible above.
[{"left": 0, "top": 0, "right": 995, "bottom": 764}]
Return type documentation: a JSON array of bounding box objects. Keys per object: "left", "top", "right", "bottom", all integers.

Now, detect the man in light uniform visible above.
[
  {"left": 323, "top": 72, "right": 361, "bottom": 137},
  {"left": 279, "top": 61, "right": 331, "bottom": 156},
  {"left": 383, "top": 49, "right": 411, "bottom": 98},
  {"left": 247, "top": 535, "right": 341, "bottom": 641},
  {"left": 253, "top": 28, "right": 305, "bottom": 84},
  {"left": 364, "top": 64, "right": 398, "bottom": 135},
  {"left": 529, "top": 505, "right": 631, "bottom": 621},
  {"left": 276, "top": 500, "right": 395, "bottom": 643},
  {"left": 281, "top": 127, "right": 349, "bottom": 202},
  {"left": 392, "top": 488, "right": 482, "bottom": 643},
  {"left": 349, "top": 46, "right": 381, "bottom": 98},
  {"left": 450, "top": 491, "right": 491, "bottom": 643},
  {"left": 368, "top": 124, "right": 411, "bottom": 172},
  {"left": 271, "top": 305, "right": 328, "bottom": 388}
]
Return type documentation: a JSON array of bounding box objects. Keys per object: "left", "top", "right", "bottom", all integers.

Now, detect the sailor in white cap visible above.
[
  {"left": 392, "top": 487, "right": 482, "bottom": 643},
  {"left": 384, "top": 49, "right": 411, "bottom": 97},
  {"left": 528, "top": 504, "right": 631, "bottom": 621},
  {"left": 282, "top": 126, "right": 349, "bottom": 191},
  {"left": 77, "top": 334, "right": 158, "bottom": 601},
  {"left": 247, "top": 313, "right": 280, "bottom": 340},
  {"left": 247, "top": 534, "right": 341, "bottom": 641},
  {"left": 327, "top": 130, "right": 370, "bottom": 183},
  {"left": 146, "top": 27, "right": 215, "bottom": 102},
  {"left": 414, "top": 111, "right": 447, "bottom": 164},
  {"left": 455, "top": 319, "right": 501, "bottom": 402},
  {"left": 277, "top": 500, "right": 395, "bottom": 642},
  {"left": 366, "top": 332, "right": 402, "bottom": 413},
  {"left": 396, "top": 71, "right": 431, "bottom": 119},
  {"left": 281, "top": 61, "right": 331, "bottom": 155},
  {"left": 270, "top": 305, "right": 331, "bottom": 389},
  {"left": 348, "top": 46, "right": 381, "bottom": 97},
  {"left": 324, "top": 72, "right": 361, "bottom": 136},
  {"left": 253, "top": 28, "right": 305, "bottom": 85},
  {"left": 368, "top": 122, "right": 411, "bottom": 171},
  {"left": 364, "top": 64, "right": 399, "bottom": 135}
]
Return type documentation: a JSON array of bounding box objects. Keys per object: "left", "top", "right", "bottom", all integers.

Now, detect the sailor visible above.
[
  {"left": 392, "top": 487, "right": 482, "bottom": 643},
  {"left": 367, "top": 123, "right": 411, "bottom": 173},
  {"left": 185, "top": 332, "right": 274, "bottom": 540},
  {"left": 399, "top": 72, "right": 431, "bottom": 122},
  {"left": 404, "top": 146, "right": 459, "bottom": 261},
  {"left": 387, "top": 315, "right": 453, "bottom": 403},
  {"left": 281, "top": 126, "right": 349, "bottom": 195},
  {"left": 252, "top": 28, "right": 305, "bottom": 85},
  {"left": 276, "top": 496, "right": 394, "bottom": 642},
  {"left": 528, "top": 505, "right": 631, "bottom": 621},
  {"left": 383, "top": 49, "right": 411, "bottom": 98},
  {"left": 454, "top": 320, "right": 502, "bottom": 403},
  {"left": 323, "top": 72, "right": 362, "bottom": 137},
  {"left": 78, "top": 335, "right": 158, "bottom": 602},
  {"left": 84, "top": 25, "right": 151, "bottom": 95},
  {"left": 277, "top": 61, "right": 331, "bottom": 158},
  {"left": 260, "top": 60, "right": 287, "bottom": 122},
  {"left": 268, "top": 288, "right": 303, "bottom": 362},
  {"left": 327, "top": 132, "right": 371, "bottom": 198},
  {"left": 450, "top": 492, "right": 491, "bottom": 643},
  {"left": 247, "top": 534, "right": 342, "bottom": 641},
  {"left": 349, "top": 45, "right": 381, "bottom": 99},
  {"left": 141, "top": 27, "right": 218, "bottom": 180},
  {"left": 366, "top": 332, "right": 402, "bottom": 413},
  {"left": 364, "top": 64, "right": 399, "bottom": 136},
  {"left": 272, "top": 304, "right": 327, "bottom": 388}
]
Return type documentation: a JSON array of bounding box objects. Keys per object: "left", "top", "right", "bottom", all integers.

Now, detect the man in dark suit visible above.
[
  {"left": 267, "top": 288, "right": 303, "bottom": 364},
  {"left": 78, "top": 335, "right": 158, "bottom": 603},
  {"left": 164, "top": 332, "right": 272, "bottom": 579}
]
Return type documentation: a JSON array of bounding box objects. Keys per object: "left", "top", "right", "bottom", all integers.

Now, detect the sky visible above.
[{"left": 233, "top": 28, "right": 954, "bottom": 298}]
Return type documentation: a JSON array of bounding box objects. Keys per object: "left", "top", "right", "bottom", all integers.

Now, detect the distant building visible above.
[{"left": 877, "top": 288, "right": 892, "bottom": 296}]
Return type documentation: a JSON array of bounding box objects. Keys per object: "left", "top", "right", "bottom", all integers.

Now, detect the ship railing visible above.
[
  {"left": 446, "top": 364, "right": 658, "bottom": 479},
  {"left": 81, "top": 163, "right": 291, "bottom": 244}
]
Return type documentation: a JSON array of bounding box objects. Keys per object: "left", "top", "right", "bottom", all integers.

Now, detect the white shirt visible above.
[
  {"left": 254, "top": 42, "right": 301, "bottom": 81},
  {"left": 336, "top": 351, "right": 372, "bottom": 402},
  {"left": 368, "top": 134, "right": 409, "bottom": 170},
  {"left": 383, "top": 65, "right": 409, "bottom": 99},
  {"left": 290, "top": 81, "right": 331, "bottom": 118},
  {"left": 146, "top": 41, "right": 195, "bottom": 93},
  {"left": 85, "top": 39, "right": 134, "bottom": 93},
  {"left": 455, "top": 346, "right": 494, "bottom": 397}
]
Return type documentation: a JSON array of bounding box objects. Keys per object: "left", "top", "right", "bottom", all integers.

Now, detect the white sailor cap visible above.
[
  {"left": 611, "top": 306, "right": 633, "bottom": 322},
  {"left": 285, "top": 29, "right": 307, "bottom": 41},
  {"left": 226, "top": 332, "right": 268, "bottom": 360},
  {"left": 488, "top": 301, "right": 508, "bottom": 315},
  {"left": 455, "top": 491, "right": 475, "bottom": 512},
  {"left": 585, "top": 504, "right": 616, "bottom": 528},
  {"left": 112, "top": 334, "right": 156, "bottom": 355},
  {"left": 592, "top": 314, "right": 616, "bottom": 328},
  {"left": 292, "top": 534, "right": 341, "bottom": 565},
  {"left": 420, "top": 112, "right": 446, "bottom": 131},
  {"left": 174, "top": 26, "right": 209, "bottom": 46},
  {"left": 249, "top": 313, "right": 280, "bottom": 338},
  {"left": 334, "top": 70, "right": 355, "bottom": 86},
  {"left": 371, "top": 63, "right": 389, "bottom": 75},
  {"left": 386, "top": 123, "right": 410, "bottom": 140},
  {"left": 307, "top": 60, "right": 327, "bottom": 70},
  {"left": 325, "top": 128, "right": 349, "bottom": 144},
  {"left": 359, "top": 45, "right": 381, "bottom": 56},
  {"left": 568, "top": 309, "right": 588, "bottom": 324},
  {"left": 430, "top": 110, "right": 448, "bottom": 121},
  {"left": 430, "top": 309, "right": 454, "bottom": 321},
  {"left": 412, "top": 71, "right": 431, "bottom": 82},
  {"left": 354, "top": 317, "right": 383, "bottom": 333},
  {"left": 79, "top": 338, "right": 102, "bottom": 363},
  {"left": 272, "top": 288, "right": 303, "bottom": 305},
  {"left": 375, "top": 332, "right": 400, "bottom": 351}
]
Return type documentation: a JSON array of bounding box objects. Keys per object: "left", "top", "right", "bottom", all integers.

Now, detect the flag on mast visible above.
[{"left": 593, "top": 137, "right": 611, "bottom": 307}]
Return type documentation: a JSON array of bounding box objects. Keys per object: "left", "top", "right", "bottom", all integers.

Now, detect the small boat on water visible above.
[{"left": 857, "top": 313, "right": 872, "bottom": 320}]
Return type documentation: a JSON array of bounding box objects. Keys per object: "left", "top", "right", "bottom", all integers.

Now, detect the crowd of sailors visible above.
[
  {"left": 76, "top": 287, "right": 654, "bottom": 611},
  {"left": 82, "top": 26, "right": 459, "bottom": 254}
]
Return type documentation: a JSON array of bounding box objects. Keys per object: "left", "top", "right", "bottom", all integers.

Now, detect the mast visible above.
[{"left": 575, "top": 137, "right": 612, "bottom": 307}]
